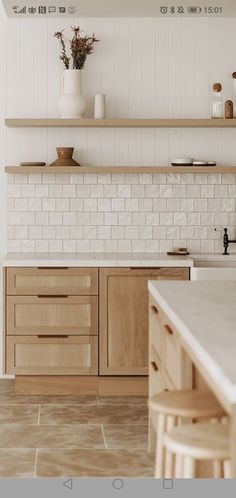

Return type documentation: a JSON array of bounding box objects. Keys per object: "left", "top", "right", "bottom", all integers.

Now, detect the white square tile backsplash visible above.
[{"left": 7, "top": 172, "right": 236, "bottom": 253}]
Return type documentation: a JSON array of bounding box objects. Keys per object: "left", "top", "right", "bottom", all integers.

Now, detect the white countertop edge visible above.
[
  {"left": 148, "top": 281, "right": 236, "bottom": 405},
  {"left": 2, "top": 252, "right": 193, "bottom": 268}
]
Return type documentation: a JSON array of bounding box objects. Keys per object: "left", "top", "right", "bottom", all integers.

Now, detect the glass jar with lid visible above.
[{"left": 211, "top": 82, "right": 223, "bottom": 119}]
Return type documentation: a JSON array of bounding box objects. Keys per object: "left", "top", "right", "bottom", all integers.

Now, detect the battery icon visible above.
[{"left": 188, "top": 6, "right": 202, "bottom": 13}]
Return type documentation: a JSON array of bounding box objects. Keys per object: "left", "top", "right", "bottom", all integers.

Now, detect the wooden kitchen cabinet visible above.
[
  {"left": 149, "top": 296, "right": 193, "bottom": 391},
  {"left": 99, "top": 267, "right": 189, "bottom": 375}
]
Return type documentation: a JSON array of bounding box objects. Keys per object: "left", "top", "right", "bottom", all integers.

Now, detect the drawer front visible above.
[
  {"left": 162, "top": 318, "right": 180, "bottom": 388},
  {"left": 7, "top": 296, "right": 98, "bottom": 336},
  {"left": 7, "top": 267, "right": 98, "bottom": 296},
  {"left": 6, "top": 336, "right": 98, "bottom": 375},
  {"left": 149, "top": 347, "right": 164, "bottom": 398},
  {"left": 149, "top": 297, "right": 162, "bottom": 364}
]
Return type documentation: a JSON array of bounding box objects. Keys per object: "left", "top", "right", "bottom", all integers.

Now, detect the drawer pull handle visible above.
[
  {"left": 150, "top": 361, "right": 158, "bottom": 372},
  {"left": 164, "top": 388, "right": 169, "bottom": 392},
  {"left": 37, "top": 267, "right": 69, "bottom": 270},
  {"left": 37, "top": 335, "right": 69, "bottom": 338},
  {"left": 129, "top": 267, "right": 161, "bottom": 270},
  {"left": 164, "top": 324, "right": 173, "bottom": 335},
  {"left": 151, "top": 305, "right": 159, "bottom": 314},
  {"left": 37, "top": 295, "right": 68, "bottom": 299}
]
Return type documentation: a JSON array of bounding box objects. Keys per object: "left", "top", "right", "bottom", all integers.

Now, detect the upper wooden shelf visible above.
[
  {"left": 5, "top": 118, "right": 236, "bottom": 128},
  {"left": 4, "top": 166, "right": 236, "bottom": 174}
]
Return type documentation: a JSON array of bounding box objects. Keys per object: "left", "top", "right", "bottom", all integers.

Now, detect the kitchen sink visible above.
[{"left": 191, "top": 260, "right": 236, "bottom": 280}]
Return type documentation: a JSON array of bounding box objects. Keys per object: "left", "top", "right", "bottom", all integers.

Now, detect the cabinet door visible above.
[
  {"left": 7, "top": 296, "right": 98, "bottom": 336},
  {"left": 99, "top": 268, "right": 189, "bottom": 376}
]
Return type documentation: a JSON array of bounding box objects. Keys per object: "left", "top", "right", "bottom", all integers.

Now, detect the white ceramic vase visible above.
[{"left": 58, "top": 69, "right": 87, "bottom": 119}]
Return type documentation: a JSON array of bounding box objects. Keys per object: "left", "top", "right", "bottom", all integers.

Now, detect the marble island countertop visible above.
[
  {"left": 1, "top": 252, "right": 193, "bottom": 267},
  {"left": 148, "top": 280, "right": 236, "bottom": 406}
]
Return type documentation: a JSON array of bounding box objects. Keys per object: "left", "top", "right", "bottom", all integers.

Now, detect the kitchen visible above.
[{"left": 1, "top": 0, "right": 236, "bottom": 481}]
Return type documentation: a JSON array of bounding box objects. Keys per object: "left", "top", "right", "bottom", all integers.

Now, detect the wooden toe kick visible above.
[{"left": 15, "top": 376, "right": 148, "bottom": 396}]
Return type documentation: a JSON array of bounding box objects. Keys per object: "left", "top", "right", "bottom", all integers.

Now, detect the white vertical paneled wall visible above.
[{"left": 3, "top": 17, "right": 236, "bottom": 165}]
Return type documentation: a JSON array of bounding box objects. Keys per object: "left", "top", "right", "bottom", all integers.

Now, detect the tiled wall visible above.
[{"left": 8, "top": 171, "right": 236, "bottom": 253}]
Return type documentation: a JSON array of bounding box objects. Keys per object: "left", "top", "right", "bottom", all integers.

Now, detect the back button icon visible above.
[{"left": 63, "top": 479, "right": 73, "bottom": 490}]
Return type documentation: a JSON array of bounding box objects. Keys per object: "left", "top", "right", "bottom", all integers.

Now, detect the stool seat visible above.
[
  {"left": 164, "top": 423, "right": 230, "bottom": 461},
  {"left": 149, "top": 390, "right": 225, "bottom": 418}
]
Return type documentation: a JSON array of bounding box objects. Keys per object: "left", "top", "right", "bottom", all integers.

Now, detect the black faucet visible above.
[{"left": 222, "top": 228, "right": 236, "bottom": 255}]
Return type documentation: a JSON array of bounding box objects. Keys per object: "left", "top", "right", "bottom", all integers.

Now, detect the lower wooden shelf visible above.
[{"left": 5, "top": 165, "right": 236, "bottom": 174}]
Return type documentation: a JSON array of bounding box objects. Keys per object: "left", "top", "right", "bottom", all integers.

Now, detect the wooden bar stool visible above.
[
  {"left": 163, "top": 422, "right": 230, "bottom": 478},
  {"left": 149, "top": 390, "right": 226, "bottom": 478}
]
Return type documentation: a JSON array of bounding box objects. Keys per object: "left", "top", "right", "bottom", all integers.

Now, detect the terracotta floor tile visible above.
[
  {"left": 0, "top": 449, "right": 36, "bottom": 477},
  {"left": 0, "top": 405, "right": 39, "bottom": 424},
  {"left": 0, "top": 394, "right": 39, "bottom": 405},
  {"left": 0, "top": 380, "right": 15, "bottom": 395},
  {"left": 0, "top": 424, "right": 105, "bottom": 449},
  {"left": 103, "top": 424, "right": 148, "bottom": 449},
  {"left": 36, "top": 449, "right": 154, "bottom": 477},
  {"left": 37, "top": 395, "right": 98, "bottom": 405},
  {"left": 98, "top": 396, "right": 148, "bottom": 405},
  {"left": 40, "top": 404, "right": 148, "bottom": 425}
]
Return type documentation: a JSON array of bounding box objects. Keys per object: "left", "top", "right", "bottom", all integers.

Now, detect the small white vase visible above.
[
  {"left": 58, "top": 70, "right": 87, "bottom": 119},
  {"left": 94, "top": 94, "right": 107, "bottom": 119}
]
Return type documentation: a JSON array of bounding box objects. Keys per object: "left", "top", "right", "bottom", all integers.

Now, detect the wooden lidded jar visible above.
[{"left": 225, "top": 100, "right": 233, "bottom": 119}]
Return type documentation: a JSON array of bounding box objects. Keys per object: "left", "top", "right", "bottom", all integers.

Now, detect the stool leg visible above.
[
  {"left": 213, "top": 460, "right": 223, "bottom": 478},
  {"left": 165, "top": 416, "right": 176, "bottom": 478},
  {"left": 148, "top": 411, "right": 157, "bottom": 453},
  {"left": 223, "top": 460, "right": 231, "bottom": 478},
  {"left": 155, "top": 413, "right": 166, "bottom": 478},
  {"left": 183, "top": 456, "right": 196, "bottom": 478},
  {"left": 175, "top": 454, "right": 183, "bottom": 478}
]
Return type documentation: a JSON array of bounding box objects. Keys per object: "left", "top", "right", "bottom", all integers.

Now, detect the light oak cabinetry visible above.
[
  {"left": 5, "top": 267, "right": 98, "bottom": 376},
  {"left": 100, "top": 268, "right": 189, "bottom": 376},
  {"left": 149, "top": 295, "right": 193, "bottom": 451},
  {"left": 149, "top": 295, "right": 193, "bottom": 392},
  {"left": 4, "top": 265, "right": 190, "bottom": 393}
]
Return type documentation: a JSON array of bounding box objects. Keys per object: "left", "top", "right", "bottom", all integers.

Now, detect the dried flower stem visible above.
[{"left": 54, "top": 26, "right": 99, "bottom": 71}]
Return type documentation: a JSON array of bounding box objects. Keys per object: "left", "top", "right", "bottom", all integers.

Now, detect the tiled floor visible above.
[{"left": 0, "top": 380, "right": 154, "bottom": 477}]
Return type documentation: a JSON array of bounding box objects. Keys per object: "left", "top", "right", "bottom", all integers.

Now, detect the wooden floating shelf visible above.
[
  {"left": 5, "top": 118, "right": 236, "bottom": 128},
  {"left": 5, "top": 166, "right": 236, "bottom": 174}
]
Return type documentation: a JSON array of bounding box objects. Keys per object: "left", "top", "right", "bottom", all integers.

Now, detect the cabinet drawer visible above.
[
  {"left": 149, "top": 298, "right": 162, "bottom": 364},
  {"left": 7, "top": 267, "right": 98, "bottom": 296},
  {"left": 6, "top": 336, "right": 98, "bottom": 375},
  {"left": 149, "top": 347, "right": 163, "bottom": 398},
  {"left": 162, "top": 318, "right": 180, "bottom": 388},
  {"left": 7, "top": 296, "right": 98, "bottom": 336}
]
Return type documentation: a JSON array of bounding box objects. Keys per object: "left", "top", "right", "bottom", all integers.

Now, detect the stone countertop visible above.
[
  {"left": 1, "top": 252, "right": 193, "bottom": 268},
  {"left": 148, "top": 280, "right": 236, "bottom": 405}
]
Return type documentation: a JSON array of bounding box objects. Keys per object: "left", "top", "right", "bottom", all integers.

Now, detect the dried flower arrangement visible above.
[{"left": 54, "top": 26, "right": 99, "bottom": 70}]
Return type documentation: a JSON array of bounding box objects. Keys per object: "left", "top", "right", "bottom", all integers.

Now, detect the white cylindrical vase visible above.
[
  {"left": 94, "top": 94, "right": 107, "bottom": 119},
  {"left": 58, "top": 69, "right": 87, "bottom": 119}
]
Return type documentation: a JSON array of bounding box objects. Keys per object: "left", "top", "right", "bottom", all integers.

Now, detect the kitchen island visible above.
[{"left": 148, "top": 280, "right": 236, "bottom": 478}]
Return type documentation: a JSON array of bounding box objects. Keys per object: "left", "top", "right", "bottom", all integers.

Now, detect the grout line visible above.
[
  {"left": 38, "top": 405, "right": 41, "bottom": 425},
  {"left": 101, "top": 424, "right": 108, "bottom": 450},
  {"left": 33, "top": 449, "right": 38, "bottom": 478}
]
